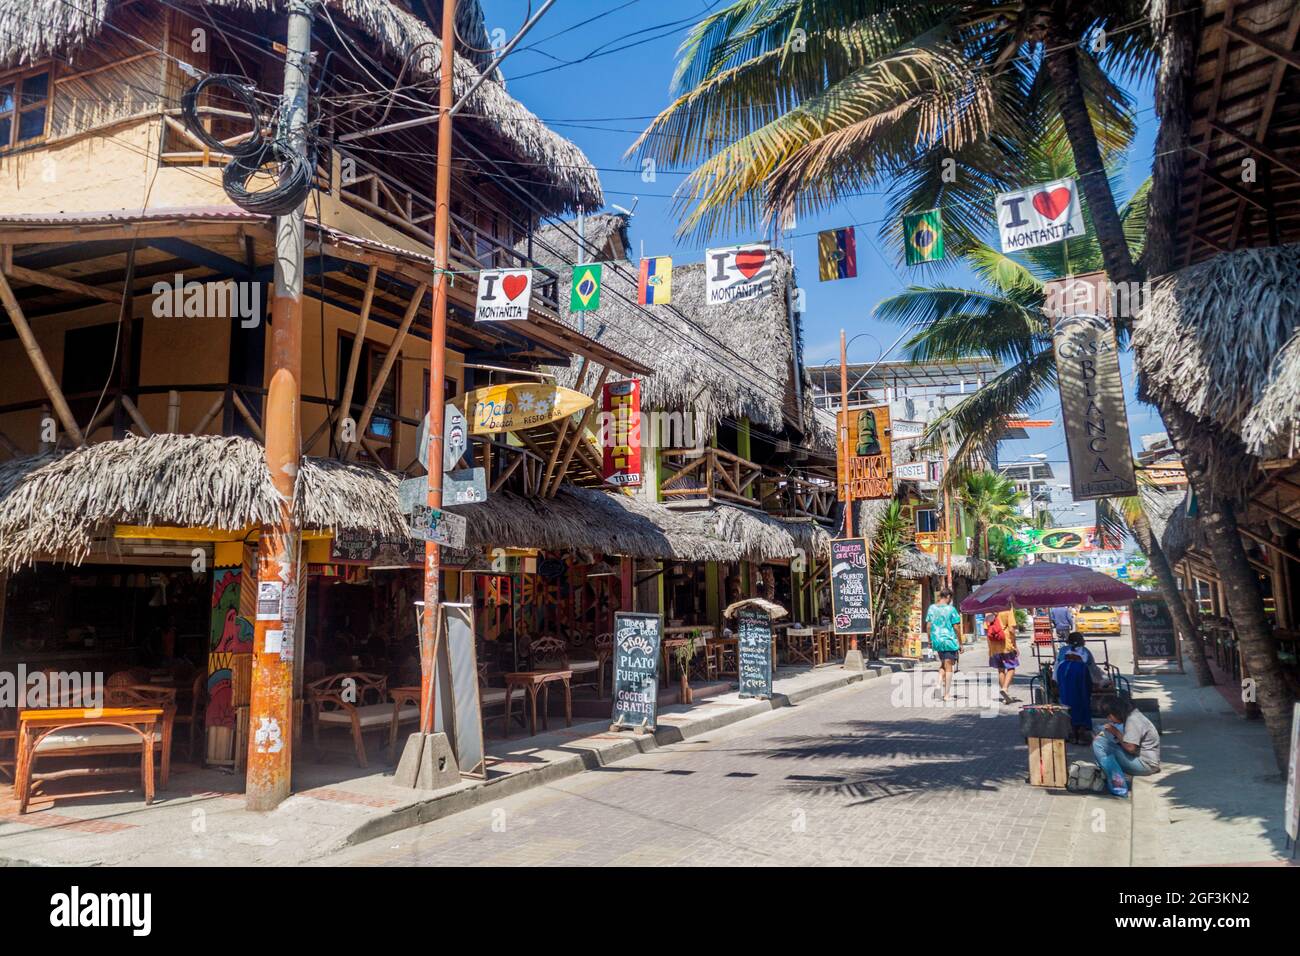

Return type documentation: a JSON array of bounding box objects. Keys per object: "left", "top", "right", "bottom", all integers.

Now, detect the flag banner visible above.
[
  {"left": 818, "top": 227, "right": 858, "bottom": 281},
  {"left": 903, "top": 210, "right": 944, "bottom": 264},
  {"left": 474, "top": 268, "right": 533, "bottom": 321},
  {"left": 836, "top": 405, "right": 892, "bottom": 500},
  {"left": 602, "top": 379, "right": 643, "bottom": 487},
  {"left": 996, "top": 177, "right": 1085, "bottom": 252},
  {"left": 1053, "top": 313, "right": 1138, "bottom": 500},
  {"left": 637, "top": 256, "right": 672, "bottom": 304},
  {"left": 705, "top": 242, "right": 774, "bottom": 304},
  {"left": 570, "top": 263, "right": 602, "bottom": 312}
]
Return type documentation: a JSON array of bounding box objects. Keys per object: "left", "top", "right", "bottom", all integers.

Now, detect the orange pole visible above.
[
  {"left": 941, "top": 431, "right": 953, "bottom": 590},
  {"left": 839, "top": 329, "right": 858, "bottom": 653},
  {"left": 246, "top": 0, "right": 312, "bottom": 811},
  {"left": 421, "top": 0, "right": 457, "bottom": 734}
]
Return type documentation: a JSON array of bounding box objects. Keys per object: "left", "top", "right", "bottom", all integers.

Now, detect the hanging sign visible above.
[
  {"left": 602, "top": 379, "right": 642, "bottom": 487},
  {"left": 737, "top": 607, "right": 774, "bottom": 699},
  {"left": 892, "top": 419, "right": 926, "bottom": 439},
  {"left": 408, "top": 503, "right": 467, "bottom": 548},
  {"left": 836, "top": 405, "right": 892, "bottom": 500},
  {"left": 996, "top": 177, "right": 1086, "bottom": 252},
  {"left": 1037, "top": 526, "right": 1105, "bottom": 554},
  {"left": 610, "top": 612, "right": 663, "bottom": 732},
  {"left": 474, "top": 268, "right": 533, "bottom": 321},
  {"left": 462, "top": 383, "right": 592, "bottom": 434},
  {"left": 331, "top": 529, "right": 421, "bottom": 566},
  {"left": 894, "top": 461, "right": 928, "bottom": 481},
  {"left": 829, "top": 537, "right": 873, "bottom": 634},
  {"left": 398, "top": 469, "right": 487, "bottom": 512},
  {"left": 705, "top": 242, "right": 774, "bottom": 304},
  {"left": 415, "top": 403, "right": 469, "bottom": 471},
  {"left": 1053, "top": 313, "right": 1137, "bottom": 500}
]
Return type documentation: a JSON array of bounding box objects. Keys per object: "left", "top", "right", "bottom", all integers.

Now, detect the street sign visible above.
[
  {"left": 416, "top": 403, "right": 468, "bottom": 471},
  {"left": 894, "top": 461, "right": 927, "bottom": 481},
  {"left": 408, "top": 503, "right": 467, "bottom": 548}
]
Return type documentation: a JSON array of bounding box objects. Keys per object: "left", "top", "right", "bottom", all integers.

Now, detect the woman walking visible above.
[{"left": 926, "top": 588, "right": 962, "bottom": 701}]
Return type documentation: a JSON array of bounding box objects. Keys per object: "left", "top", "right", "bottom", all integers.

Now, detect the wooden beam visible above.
[
  {"left": 347, "top": 281, "right": 428, "bottom": 459},
  {"left": 0, "top": 270, "right": 84, "bottom": 444},
  {"left": 118, "top": 394, "right": 154, "bottom": 437},
  {"left": 1210, "top": 118, "right": 1300, "bottom": 179},
  {"left": 334, "top": 263, "right": 379, "bottom": 449},
  {"left": 1223, "top": 21, "right": 1300, "bottom": 72},
  {"left": 190, "top": 393, "right": 226, "bottom": 436},
  {"left": 542, "top": 357, "right": 588, "bottom": 492},
  {"left": 548, "top": 366, "right": 609, "bottom": 497}
]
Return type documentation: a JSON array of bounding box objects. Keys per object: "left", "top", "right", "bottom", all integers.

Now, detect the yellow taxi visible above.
[{"left": 1076, "top": 604, "right": 1121, "bottom": 635}]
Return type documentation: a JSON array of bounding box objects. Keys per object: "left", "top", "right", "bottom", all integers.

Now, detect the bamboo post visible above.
[
  {"left": 347, "top": 281, "right": 428, "bottom": 458},
  {"left": 0, "top": 271, "right": 84, "bottom": 445},
  {"left": 548, "top": 367, "right": 609, "bottom": 496},
  {"left": 166, "top": 390, "right": 181, "bottom": 433},
  {"left": 334, "top": 264, "right": 379, "bottom": 450}
]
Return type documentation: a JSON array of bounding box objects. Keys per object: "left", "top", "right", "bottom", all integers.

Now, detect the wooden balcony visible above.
[
  {"left": 659, "top": 448, "right": 835, "bottom": 525},
  {"left": 759, "top": 473, "right": 838, "bottom": 526}
]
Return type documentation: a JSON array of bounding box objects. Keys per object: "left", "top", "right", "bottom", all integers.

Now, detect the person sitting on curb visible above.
[{"left": 1092, "top": 694, "right": 1161, "bottom": 797}]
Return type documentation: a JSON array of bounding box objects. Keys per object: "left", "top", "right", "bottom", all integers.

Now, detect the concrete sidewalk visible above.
[{"left": 0, "top": 661, "right": 904, "bottom": 866}]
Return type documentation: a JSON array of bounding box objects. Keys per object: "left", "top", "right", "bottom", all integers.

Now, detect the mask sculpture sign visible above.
[
  {"left": 837, "top": 405, "right": 892, "bottom": 500},
  {"left": 1052, "top": 313, "right": 1137, "bottom": 500}
]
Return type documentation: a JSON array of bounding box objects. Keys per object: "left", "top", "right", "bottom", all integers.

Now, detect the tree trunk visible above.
[
  {"left": 1043, "top": 27, "right": 1145, "bottom": 289},
  {"left": 1175, "top": 433, "right": 1293, "bottom": 769},
  {"left": 1130, "top": 512, "right": 1214, "bottom": 686}
]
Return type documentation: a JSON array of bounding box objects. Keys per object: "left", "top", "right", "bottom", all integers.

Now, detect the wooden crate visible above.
[{"left": 1027, "top": 736, "right": 1067, "bottom": 788}]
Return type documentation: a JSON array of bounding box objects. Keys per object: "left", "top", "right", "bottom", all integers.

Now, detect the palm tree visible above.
[
  {"left": 629, "top": 0, "right": 1151, "bottom": 257},
  {"left": 958, "top": 471, "right": 1026, "bottom": 560},
  {"left": 1097, "top": 489, "right": 1214, "bottom": 686},
  {"left": 875, "top": 136, "right": 1148, "bottom": 475}
]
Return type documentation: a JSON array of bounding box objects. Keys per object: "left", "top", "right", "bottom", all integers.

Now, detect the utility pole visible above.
[
  {"left": 839, "top": 329, "right": 865, "bottom": 671},
  {"left": 940, "top": 430, "right": 954, "bottom": 590},
  {"left": 246, "top": 0, "right": 312, "bottom": 811}
]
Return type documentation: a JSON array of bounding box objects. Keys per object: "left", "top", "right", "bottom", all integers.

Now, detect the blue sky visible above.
[{"left": 482, "top": 0, "right": 1168, "bottom": 517}]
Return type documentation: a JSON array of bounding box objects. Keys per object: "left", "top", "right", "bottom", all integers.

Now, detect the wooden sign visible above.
[
  {"left": 837, "top": 405, "right": 892, "bottom": 499},
  {"left": 330, "top": 529, "right": 420, "bottom": 566},
  {"left": 432, "top": 602, "right": 485, "bottom": 778},
  {"left": 610, "top": 612, "right": 662, "bottom": 732},
  {"left": 1130, "top": 597, "right": 1182, "bottom": 673},
  {"left": 830, "top": 537, "right": 873, "bottom": 634},
  {"left": 462, "top": 383, "right": 593, "bottom": 434},
  {"left": 737, "top": 607, "right": 774, "bottom": 699},
  {"left": 1053, "top": 313, "right": 1137, "bottom": 500}
]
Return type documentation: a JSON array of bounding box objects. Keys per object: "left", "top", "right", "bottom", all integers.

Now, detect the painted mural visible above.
[{"left": 207, "top": 565, "right": 254, "bottom": 729}]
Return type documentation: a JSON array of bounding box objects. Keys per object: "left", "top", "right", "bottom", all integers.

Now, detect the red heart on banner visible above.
[
  {"left": 735, "top": 248, "right": 767, "bottom": 278},
  {"left": 1032, "top": 187, "right": 1072, "bottom": 221},
  {"left": 501, "top": 273, "right": 529, "bottom": 301}
]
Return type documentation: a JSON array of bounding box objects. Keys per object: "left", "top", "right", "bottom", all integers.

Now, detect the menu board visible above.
[
  {"left": 737, "top": 607, "right": 773, "bottom": 699},
  {"left": 830, "top": 537, "right": 873, "bottom": 634},
  {"left": 1131, "top": 598, "right": 1177, "bottom": 661},
  {"left": 611, "top": 612, "right": 662, "bottom": 731}
]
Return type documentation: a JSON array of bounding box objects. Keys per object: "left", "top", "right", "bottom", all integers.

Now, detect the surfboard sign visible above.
[{"left": 461, "top": 383, "right": 593, "bottom": 434}]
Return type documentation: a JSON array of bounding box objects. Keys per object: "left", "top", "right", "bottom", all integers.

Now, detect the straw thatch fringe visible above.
[
  {"left": 527, "top": 215, "right": 802, "bottom": 434},
  {"left": 898, "top": 547, "right": 943, "bottom": 580},
  {"left": 1159, "top": 498, "right": 1200, "bottom": 566},
  {"left": 0, "top": 0, "right": 600, "bottom": 213},
  {"left": 948, "top": 554, "right": 995, "bottom": 582},
  {"left": 702, "top": 506, "right": 830, "bottom": 562},
  {"left": 1134, "top": 244, "right": 1300, "bottom": 458}
]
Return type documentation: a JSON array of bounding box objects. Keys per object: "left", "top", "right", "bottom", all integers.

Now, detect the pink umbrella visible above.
[{"left": 959, "top": 561, "right": 1138, "bottom": 613}]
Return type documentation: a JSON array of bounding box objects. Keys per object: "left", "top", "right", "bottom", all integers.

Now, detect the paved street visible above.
[{"left": 324, "top": 643, "right": 1121, "bottom": 866}]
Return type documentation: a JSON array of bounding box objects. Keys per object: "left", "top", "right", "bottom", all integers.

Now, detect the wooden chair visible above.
[
  {"left": 103, "top": 676, "right": 177, "bottom": 789},
  {"left": 479, "top": 662, "right": 527, "bottom": 736},
  {"left": 307, "top": 672, "right": 413, "bottom": 768},
  {"left": 531, "top": 635, "right": 601, "bottom": 692},
  {"left": 171, "top": 671, "right": 206, "bottom": 763},
  {"left": 594, "top": 632, "right": 614, "bottom": 698}
]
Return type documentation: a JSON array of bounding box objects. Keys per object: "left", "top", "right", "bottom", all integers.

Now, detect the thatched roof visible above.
[
  {"left": 0, "top": 0, "right": 600, "bottom": 213},
  {"left": 0, "top": 435, "right": 824, "bottom": 568},
  {"left": 526, "top": 215, "right": 808, "bottom": 435},
  {"left": 949, "top": 554, "right": 995, "bottom": 582},
  {"left": 1134, "top": 244, "right": 1300, "bottom": 458},
  {"left": 898, "top": 547, "right": 943, "bottom": 580},
  {"left": 1159, "top": 499, "right": 1200, "bottom": 566}
]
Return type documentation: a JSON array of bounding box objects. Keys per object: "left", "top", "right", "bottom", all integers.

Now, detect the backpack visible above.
[{"left": 1067, "top": 760, "right": 1107, "bottom": 793}]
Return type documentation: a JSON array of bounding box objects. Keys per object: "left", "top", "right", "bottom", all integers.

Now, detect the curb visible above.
[{"left": 345, "top": 662, "right": 910, "bottom": 849}]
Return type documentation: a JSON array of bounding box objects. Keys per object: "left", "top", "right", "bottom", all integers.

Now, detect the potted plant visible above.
[{"left": 674, "top": 629, "right": 702, "bottom": 704}]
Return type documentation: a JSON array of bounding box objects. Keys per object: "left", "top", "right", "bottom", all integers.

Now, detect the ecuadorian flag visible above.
[
  {"left": 638, "top": 256, "right": 672, "bottom": 304},
  {"left": 817, "top": 227, "right": 857, "bottom": 282}
]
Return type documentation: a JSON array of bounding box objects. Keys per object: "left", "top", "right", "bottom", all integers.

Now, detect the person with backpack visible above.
[
  {"left": 925, "top": 588, "right": 962, "bottom": 702},
  {"left": 985, "top": 609, "right": 1020, "bottom": 704}
]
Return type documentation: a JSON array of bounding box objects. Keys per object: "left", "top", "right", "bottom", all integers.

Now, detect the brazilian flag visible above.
[
  {"left": 903, "top": 210, "right": 944, "bottom": 265},
  {"left": 570, "top": 263, "right": 603, "bottom": 312}
]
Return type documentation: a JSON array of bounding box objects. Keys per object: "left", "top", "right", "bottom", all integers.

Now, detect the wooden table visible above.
[
  {"left": 661, "top": 628, "right": 714, "bottom": 685},
  {"left": 15, "top": 707, "right": 165, "bottom": 813},
  {"left": 503, "top": 670, "right": 573, "bottom": 738}
]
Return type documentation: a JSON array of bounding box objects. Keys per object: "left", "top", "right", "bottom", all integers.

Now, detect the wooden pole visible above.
[
  {"left": 940, "top": 431, "right": 953, "bottom": 589},
  {"left": 839, "top": 329, "right": 860, "bottom": 656},
  {"left": 346, "top": 281, "right": 428, "bottom": 458},
  {"left": 334, "top": 263, "right": 379, "bottom": 451},
  {"left": 246, "top": 0, "right": 311, "bottom": 811},
  {"left": 0, "top": 271, "right": 84, "bottom": 445},
  {"left": 420, "top": 0, "right": 458, "bottom": 736}
]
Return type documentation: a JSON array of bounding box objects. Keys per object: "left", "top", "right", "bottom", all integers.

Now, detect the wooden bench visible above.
[{"left": 308, "top": 673, "right": 417, "bottom": 768}]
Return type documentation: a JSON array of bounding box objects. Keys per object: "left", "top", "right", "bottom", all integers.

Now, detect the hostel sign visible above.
[
  {"left": 836, "top": 405, "right": 893, "bottom": 500},
  {"left": 1052, "top": 313, "right": 1137, "bottom": 500}
]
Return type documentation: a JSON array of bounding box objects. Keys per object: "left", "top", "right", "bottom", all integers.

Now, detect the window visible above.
[
  {"left": 337, "top": 334, "right": 398, "bottom": 441},
  {"left": 916, "top": 509, "right": 940, "bottom": 533},
  {"left": 0, "top": 68, "right": 51, "bottom": 149}
]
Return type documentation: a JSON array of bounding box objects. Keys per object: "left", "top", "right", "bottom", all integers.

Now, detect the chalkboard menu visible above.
[
  {"left": 331, "top": 529, "right": 420, "bottom": 566},
  {"left": 737, "top": 607, "right": 773, "bottom": 699},
  {"left": 611, "top": 612, "right": 662, "bottom": 730},
  {"left": 1131, "top": 598, "right": 1177, "bottom": 660},
  {"left": 830, "top": 537, "right": 873, "bottom": 634}
]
